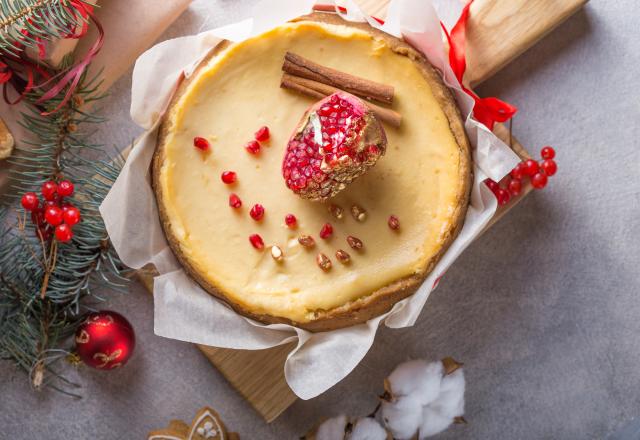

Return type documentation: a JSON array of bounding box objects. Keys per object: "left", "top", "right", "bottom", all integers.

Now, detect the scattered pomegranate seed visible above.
[
  {"left": 497, "top": 188, "right": 510, "bottom": 206},
  {"left": 540, "top": 159, "right": 557, "bottom": 176},
  {"left": 335, "top": 249, "right": 351, "bottom": 264},
  {"left": 57, "top": 180, "right": 74, "bottom": 197},
  {"left": 388, "top": 215, "right": 400, "bottom": 230},
  {"left": 41, "top": 181, "right": 58, "bottom": 201},
  {"left": 284, "top": 214, "right": 297, "bottom": 228},
  {"left": 328, "top": 204, "right": 343, "bottom": 219},
  {"left": 21, "top": 192, "right": 39, "bottom": 211},
  {"left": 316, "top": 253, "right": 332, "bottom": 271},
  {"left": 270, "top": 245, "right": 284, "bottom": 262},
  {"left": 249, "top": 234, "right": 264, "bottom": 250},
  {"left": 319, "top": 223, "right": 333, "bottom": 239},
  {"left": 541, "top": 146, "right": 555, "bottom": 160},
  {"left": 523, "top": 159, "right": 539, "bottom": 176},
  {"left": 221, "top": 171, "right": 237, "bottom": 184},
  {"left": 254, "top": 126, "right": 270, "bottom": 142},
  {"left": 245, "top": 140, "right": 261, "bottom": 155},
  {"left": 55, "top": 223, "right": 73, "bottom": 242},
  {"left": 351, "top": 204, "right": 367, "bottom": 222},
  {"left": 531, "top": 172, "right": 548, "bottom": 189},
  {"left": 44, "top": 205, "right": 63, "bottom": 226},
  {"left": 298, "top": 235, "right": 315, "bottom": 248},
  {"left": 508, "top": 178, "right": 522, "bottom": 196},
  {"left": 346, "top": 235, "right": 363, "bottom": 250},
  {"left": 229, "top": 193, "right": 242, "bottom": 209},
  {"left": 63, "top": 206, "right": 81, "bottom": 226},
  {"left": 250, "top": 204, "right": 265, "bottom": 221},
  {"left": 193, "top": 137, "right": 210, "bottom": 151}
]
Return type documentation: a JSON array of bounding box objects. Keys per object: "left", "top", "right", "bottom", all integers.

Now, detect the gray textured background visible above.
[{"left": 2, "top": 1, "right": 640, "bottom": 439}]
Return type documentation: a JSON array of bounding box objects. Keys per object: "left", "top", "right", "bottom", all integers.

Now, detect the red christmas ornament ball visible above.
[{"left": 75, "top": 311, "right": 136, "bottom": 370}]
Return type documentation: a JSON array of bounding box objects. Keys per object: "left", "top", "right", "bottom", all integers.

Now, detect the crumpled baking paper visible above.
[{"left": 100, "top": 0, "right": 519, "bottom": 400}]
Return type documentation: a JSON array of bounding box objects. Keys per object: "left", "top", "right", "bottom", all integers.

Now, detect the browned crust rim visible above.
[{"left": 151, "top": 12, "right": 472, "bottom": 332}]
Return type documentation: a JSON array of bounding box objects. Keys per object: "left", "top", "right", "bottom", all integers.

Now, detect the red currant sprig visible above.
[
  {"left": 485, "top": 146, "right": 557, "bottom": 205},
  {"left": 20, "top": 179, "right": 81, "bottom": 243}
]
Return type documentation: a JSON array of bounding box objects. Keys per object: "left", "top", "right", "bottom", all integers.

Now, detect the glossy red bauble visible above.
[
  {"left": 57, "top": 180, "right": 74, "bottom": 197},
  {"left": 44, "top": 205, "right": 64, "bottom": 226},
  {"left": 540, "top": 159, "right": 557, "bottom": 176},
  {"left": 21, "top": 192, "right": 39, "bottom": 211},
  {"left": 41, "top": 181, "right": 58, "bottom": 201},
  {"left": 523, "top": 159, "right": 539, "bottom": 176},
  {"left": 541, "top": 146, "right": 555, "bottom": 160},
  {"left": 531, "top": 172, "right": 548, "bottom": 189},
  {"left": 75, "top": 311, "right": 136, "bottom": 370},
  {"left": 63, "top": 206, "right": 81, "bottom": 226},
  {"left": 55, "top": 223, "right": 73, "bottom": 242}
]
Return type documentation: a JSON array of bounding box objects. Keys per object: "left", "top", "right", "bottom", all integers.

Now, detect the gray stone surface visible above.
[{"left": 2, "top": 1, "right": 639, "bottom": 439}]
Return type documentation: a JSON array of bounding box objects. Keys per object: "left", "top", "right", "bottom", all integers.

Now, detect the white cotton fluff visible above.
[
  {"left": 431, "top": 369, "right": 465, "bottom": 418},
  {"left": 349, "top": 417, "right": 388, "bottom": 440},
  {"left": 381, "top": 394, "right": 423, "bottom": 440},
  {"left": 418, "top": 407, "right": 456, "bottom": 438},
  {"left": 386, "top": 359, "right": 444, "bottom": 406},
  {"left": 316, "top": 414, "right": 348, "bottom": 440}
]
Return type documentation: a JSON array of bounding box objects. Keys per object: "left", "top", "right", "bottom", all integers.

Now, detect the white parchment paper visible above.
[{"left": 100, "top": 0, "right": 520, "bottom": 399}]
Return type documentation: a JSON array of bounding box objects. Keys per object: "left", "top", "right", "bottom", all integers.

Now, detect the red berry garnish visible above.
[
  {"left": 63, "top": 206, "right": 81, "bottom": 226},
  {"left": 229, "top": 193, "right": 242, "bottom": 209},
  {"left": 541, "top": 146, "right": 555, "bottom": 160},
  {"left": 37, "top": 226, "right": 52, "bottom": 241},
  {"left": 245, "top": 140, "right": 261, "bottom": 155},
  {"left": 54, "top": 223, "right": 73, "bottom": 242},
  {"left": 319, "top": 222, "right": 333, "bottom": 239},
  {"left": 57, "top": 180, "right": 74, "bottom": 197},
  {"left": 250, "top": 204, "right": 265, "bottom": 221},
  {"left": 249, "top": 234, "right": 264, "bottom": 250},
  {"left": 31, "top": 209, "right": 45, "bottom": 227},
  {"left": 531, "top": 172, "right": 548, "bottom": 189},
  {"left": 194, "top": 137, "right": 210, "bottom": 151},
  {"left": 510, "top": 162, "right": 526, "bottom": 180},
  {"left": 41, "top": 181, "right": 58, "bottom": 201},
  {"left": 284, "top": 214, "right": 297, "bottom": 228},
  {"left": 21, "top": 192, "right": 39, "bottom": 211},
  {"left": 497, "top": 188, "right": 510, "bottom": 205},
  {"left": 524, "top": 159, "right": 539, "bottom": 176},
  {"left": 255, "top": 126, "right": 270, "bottom": 142},
  {"left": 508, "top": 178, "right": 522, "bottom": 196},
  {"left": 484, "top": 179, "right": 499, "bottom": 193},
  {"left": 221, "top": 171, "right": 237, "bottom": 184},
  {"left": 44, "top": 205, "right": 63, "bottom": 226},
  {"left": 540, "top": 159, "right": 557, "bottom": 176}
]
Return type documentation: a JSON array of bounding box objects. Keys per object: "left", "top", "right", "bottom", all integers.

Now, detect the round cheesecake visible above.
[{"left": 152, "top": 13, "right": 472, "bottom": 332}]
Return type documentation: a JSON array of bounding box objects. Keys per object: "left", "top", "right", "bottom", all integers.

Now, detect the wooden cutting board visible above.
[{"left": 137, "top": 0, "right": 588, "bottom": 423}]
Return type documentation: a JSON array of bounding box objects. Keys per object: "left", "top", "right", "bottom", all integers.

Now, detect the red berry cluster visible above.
[
  {"left": 485, "top": 146, "right": 557, "bottom": 206},
  {"left": 20, "top": 179, "right": 81, "bottom": 242}
]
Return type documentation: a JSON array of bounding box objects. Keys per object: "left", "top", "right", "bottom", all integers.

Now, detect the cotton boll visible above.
[
  {"left": 432, "top": 369, "right": 465, "bottom": 418},
  {"left": 381, "top": 394, "right": 422, "bottom": 440},
  {"left": 316, "top": 414, "right": 349, "bottom": 440},
  {"left": 418, "top": 407, "right": 456, "bottom": 438},
  {"left": 349, "top": 417, "right": 388, "bottom": 440}
]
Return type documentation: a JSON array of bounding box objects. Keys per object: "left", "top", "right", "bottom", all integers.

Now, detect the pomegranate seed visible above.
[
  {"left": 193, "top": 137, "right": 210, "bottom": 151},
  {"left": 541, "top": 146, "right": 555, "bottom": 160},
  {"left": 249, "top": 234, "right": 264, "bottom": 250},
  {"left": 319, "top": 223, "right": 333, "bottom": 239},
  {"left": 335, "top": 249, "right": 351, "bottom": 264},
  {"left": 250, "top": 204, "right": 265, "bottom": 221},
  {"left": 510, "top": 162, "right": 526, "bottom": 180},
  {"left": 254, "top": 126, "right": 270, "bottom": 142},
  {"left": 298, "top": 235, "right": 315, "bottom": 248},
  {"left": 388, "top": 215, "right": 400, "bottom": 230},
  {"left": 346, "top": 235, "right": 363, "bottom": 250},
  {"left": 508, "top": 178, "right": 522, "bottom": 196},
  {"left": 316, "top": 253, "right": 332, "bottom": 271},
  {"left": 54, "top": 223, "right": 73, "bottom": 242},
  {"left": 350, "top": 204, "right": 367, "bottom": 222},
  {"left": 44, "top": 205, "right": 63, "bottom": 226},
  {"left": 284, "top": 214, "right": 297, "bottom": 228},
  {"left": 540, "top": 159, "right": 557, "bottom": 176},
  {"left": 229, "top": 193, "right": 242, "bottom": 209},
  {"left": 245, "top": 140, "right": 261, "bottom": 155},
  {"left": 63, "top": 206, "right": 81, "bottom": 226},
  {"left": 21, "top": 192, "right": 39, "bottom": 211},
  {"left": 57, "top": 180, "right": 74, "bottom": 197},
  {"left": 41, "top": 181, "right": 58, "bottom": 201},
  {"left": 524, "top": 159, "right": 539, "bottom": 176},
  {"left": 531, "top": 172, "right": 548, "bottom": 189},
  {"left": 221, "top": 171, "right": 237, "bottom": 184}
]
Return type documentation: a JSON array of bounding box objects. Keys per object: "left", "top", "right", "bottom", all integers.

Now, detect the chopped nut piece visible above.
[
  {"left": 335, "top": 249, "right": 351, "bottom": 264},
  {"left": 270, "top": 245, "right": 284, "bottom": 262},
  {"left": 350, "top": 204, "right": 367, "bottom": 222},
  {"left": 316, "top": 253, "right": 332, "bottom": 271},
  {"left": 298, "top": 235, "right": 316, "bottom": 248},
  {"left": 346, "top": 235, "right": 363, "bottom": 250}
]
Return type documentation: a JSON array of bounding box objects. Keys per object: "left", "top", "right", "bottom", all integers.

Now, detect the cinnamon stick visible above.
[
  {"left": 283, "top": 52, "right": 395, "bottom": 105},
  {"left": 281, "top": 73, "right": 402, "bottom": 128}
]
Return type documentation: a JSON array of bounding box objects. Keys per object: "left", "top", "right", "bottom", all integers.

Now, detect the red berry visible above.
[
  {"left": 284, "top": 214, "right": 297, "bottom": 228},
  {"left": 21, "top": 192, "right": 39, "bottom": 211},
  {"left": 41, "top": 181, "right": 58, "bottom": 201},
  {"left": 319, "top": 223, "right": 333, "bottom": 239},
  {"left": 510, "top": 162, "right": 526, "bottom": 180},
  {"left": 37, "top": 226, "right": 52, "bottom": 241},
  {"left": 540, "top": 159, "right": 557, "bottom": 176},
  {"left": 508, "top": 178, "right": 522, "bottom": 196},
  {"left": 229, "top": 193, "right": 242, "bottom": 209},
  {"left": 44, "top": 205, "right": 63, "bottom": 226},
  {"left": 484, "top": 179, "right": 499, "bottom": 193},
  {"left": 250, "top": 204, "right": 265, "bottom": 221},
  {"left": 31, "top": 209, "right": 45, "bottom": 227},
  {"left": 524, "top": 159, "right": 539, "bottom": 176},
  {"left": 249, "top": 234, "right": 264, "bottom": 250},
  {"left": 245, "top": 140, "right": 261, "bottom": 155},
  {"left": 63, "top": 206, "right": 81, "bottom": 226},
  {"left": 531, "top": 172, "right": 548, "bottom": 189},
  {"left": 541, "top": 146, "right": 555, "bottom": 160},
  {"left": 254, "top": 126, "right": 270, "bottom": 142},
  {"left": 193, "top": 137, "right": 210, "bottom": 151},
  {"left": 221, "top": 171, "right": 237, "bottom": 184},
  {"left": 497, "top": 188, "right": 510, "bottom": 206},
  {"left": 57, "top": 180, "right": 74, "bottom": 197},
  {"left": 55, "top": 223, "right": 73, "bottom": 242}
]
